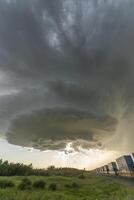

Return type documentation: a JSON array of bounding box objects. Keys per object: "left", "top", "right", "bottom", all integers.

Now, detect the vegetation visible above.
[
  {"left": 0, "top": 160, "right": 133, "bottom": 199},
  {"left": 18, "top": 178, "right": 32, "bottom": 190},
  {"left": 65, "top": 182, "right": 79, "bottom": 189},
  {"left": 78, "top": 174, "right": 85, "bottom": 179},
  {"left": 0, "top": 159, "right": 84, "bottom": 176},
  {"left": 0, "top": 159, "right": 33, "bottom": 176},
  {"left": 0, "top": 180, "right": 14, "bottom": 189},
  {"left": 33, "top": 180, "right": 46, "bottom": 189},
  {"left": 48, "top": 182, "right": 57, "bottom": 191},
  {"left": 0, "top": 175, "right": 133, "bottom": 200}
]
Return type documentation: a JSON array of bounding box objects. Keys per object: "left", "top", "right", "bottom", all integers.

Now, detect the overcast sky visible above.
[{"left": 0, "top": 0, "right": 134, "bottom": 169}]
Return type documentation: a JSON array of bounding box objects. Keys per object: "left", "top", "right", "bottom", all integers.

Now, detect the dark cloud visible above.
[
  {"left": 0, "top": 0, "right": 133, "bottom": 151},
  {"left": 7, "top": 108, "right": 117, "bottom": 151}
]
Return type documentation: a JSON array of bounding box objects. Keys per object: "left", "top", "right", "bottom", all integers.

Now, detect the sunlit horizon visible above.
[{"left": 0, "top": 139, "right": 124, "bottom": 170}]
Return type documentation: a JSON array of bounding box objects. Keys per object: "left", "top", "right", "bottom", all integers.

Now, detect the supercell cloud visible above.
[{"left": 0, "top": 0, "right": 134, "bottom": 152}]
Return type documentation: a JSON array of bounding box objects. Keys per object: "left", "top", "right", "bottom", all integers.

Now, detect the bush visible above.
[
  {"left": 65, "top": 182, "right": 79, "bottom": 189},
  {"left": 48, "top": 183, "right": 57, "bottom": 191},
  {"left": 33, "top": 180, "right": 46, "bottom": 189},
  {"left": 72, "top": 182, "right": 79, "bottom": 188},
  {"left": 18, "top": 178, "right": 32, "bottom": 190},
  {"left": 78, "top": 174, "right": 85, "bottom": 179},
  {"left": 0, "top": 180, "right": 14, "bottom": 189},
  {"left": 64, "top": 183, "right": 71, "bottom": 188}
]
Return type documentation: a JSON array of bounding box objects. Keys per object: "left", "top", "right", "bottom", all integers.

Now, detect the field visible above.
[{"left": 0, "top": 175, "right": 133, "bottom": 200}]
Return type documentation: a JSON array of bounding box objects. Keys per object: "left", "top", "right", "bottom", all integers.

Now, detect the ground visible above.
[{"left": 0, "top": 175, "right": 133, "bottom": 200}]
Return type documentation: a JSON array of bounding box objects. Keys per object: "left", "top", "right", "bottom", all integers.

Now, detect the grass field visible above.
[{"left": 0, "top": 175, "right": 133, "bottom": 200}]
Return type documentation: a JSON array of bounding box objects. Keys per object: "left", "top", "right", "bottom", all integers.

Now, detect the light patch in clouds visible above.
[
  {"left": 0, "top": 89, "right": 19, "bottom": 96},
  {"left": 0, "top": 139, "right": 120, "bottom": 169},
  {"left": 0, "top": 71, "right": 19, "bottom": 96},
  {"left": 55, "top": 148, "right": 120, "bottom": 170}
]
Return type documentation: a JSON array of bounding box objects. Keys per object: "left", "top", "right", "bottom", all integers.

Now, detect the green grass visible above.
[{"left": 0, "top": 175, "right": 133, "bottom": 200}]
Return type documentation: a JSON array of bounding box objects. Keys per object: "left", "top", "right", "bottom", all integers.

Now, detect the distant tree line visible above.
[
  {"left": 0, "top": 159, "right": 85, "bottom": 177},
  {"left": 0, "top": 159, "right": 33, "bottom": 176}
]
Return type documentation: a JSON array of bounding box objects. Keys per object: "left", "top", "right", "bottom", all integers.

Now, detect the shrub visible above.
[
  {"left": 0, "top": 180, "right": 14, "bottom": 189},
  {"left": 78, "top": 174, "right": 85, "bottom": 179},
  {"left": 48, "top": 183, "right": 57, "bottom": 191},
  {"left": 33, "top": 180, "right": 46, "bottom": 189},
  {"left": 65, "top": 182, "right": 80, "bottom": 189},
  {"left": 72, "top": 182, "right": 79, "bottom": 188},
  {"left": 18, "top": 178, "right": 32, "bottom": 190},
  {"left": 64, "top": 183, "right": 71, "bottom": 188}
]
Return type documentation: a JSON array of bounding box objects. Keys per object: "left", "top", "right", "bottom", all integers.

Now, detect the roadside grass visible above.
[{"left": 0, "top": 175, "right": 133, "bottom": 200}]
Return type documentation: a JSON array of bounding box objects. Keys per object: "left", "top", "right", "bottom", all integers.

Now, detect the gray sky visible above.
[{"left": 0, "top": 0, "right": 134, "bottom": 168}]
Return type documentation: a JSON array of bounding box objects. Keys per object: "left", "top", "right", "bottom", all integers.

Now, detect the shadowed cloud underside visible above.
[{"left": 0, "top": 0, "right": 133, "bottom": 153}]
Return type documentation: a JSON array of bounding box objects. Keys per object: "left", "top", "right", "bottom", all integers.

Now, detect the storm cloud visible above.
[
  {"left": 7, "top": 108, "right": 117, "bottom": 151},
  {"left": 0, "top": 0, "right": 134, "bottom": 152}
]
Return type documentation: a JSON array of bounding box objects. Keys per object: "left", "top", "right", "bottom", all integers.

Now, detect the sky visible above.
[{"left": 0, "top": 0, "right": 134, "bottom": 169}]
